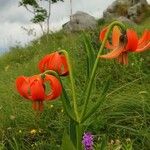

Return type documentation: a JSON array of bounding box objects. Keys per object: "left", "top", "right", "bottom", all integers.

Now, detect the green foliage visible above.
[
  {"left": 19, "top": 0, "right": 63, "bottom": 7},
  {"left": 19, "top": 0, "right": 38, "bottom": 7},
  {"left": 82, "top": 33, "right": 96, "bottom": 79},
  {"left": 51, "top": 0, "right": 64, "bottom": 3},
  {"left": 31, "top": 7, "right": 47, "bottom": 23},
  {"left": 61, "top": 131, "right": 76, "bottom": 150},
  {"left": 0, "top": 17, "right": 150, "bottom": 149},
  {"left": 19, "top": 0, "right": 63, "bottom": 24}
]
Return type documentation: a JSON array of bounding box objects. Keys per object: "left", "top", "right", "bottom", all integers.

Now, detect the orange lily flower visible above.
[
  {"left": 16, "top": 74, "right": 62, "bottom": 111},
  {"left": 38, "top": 52, "right": 69, "bottom": 76},
  {"left": 99, "top": 26, "right": 150, "bottom": 64},
  {"left": 135, "top": 30, "right": 150, "bottom": 52}
]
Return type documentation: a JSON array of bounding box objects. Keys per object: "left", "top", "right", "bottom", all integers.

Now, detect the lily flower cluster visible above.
[
  {"left": 99, "top": 26, "right": 150, "bottom": 64},
  {"left": 15, "top": 21, "right": 150, "bottom": 150},
  {"left": 16, "top": 52, "right": 68, "bottom": 111}
]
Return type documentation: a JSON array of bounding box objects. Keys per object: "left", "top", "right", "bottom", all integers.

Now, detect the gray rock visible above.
[
  {"left": 103, "top": 0, "right": 130, "bottom": 19},
  {"left": 128, "top": 3, "right": 144, "bottom": 21},
  {"left": 116, "top": 16, "right": 136, "bottom": 25},
  {"left": 117, "top": 0, "right": 131, "bottom": 5},
  {"left": 107, "top": 0, "right": 131, "bottom": 13},
  {"left": 131, "top": 0, "right": 148, "bottom": 5},
  {"left": 103, "top": 11, "right": 116, "bottom": 20},
  {"left": 107, "top": 1, "right": 119, "bottom": 13},
  {"left": 103, "top": 0, "right": 148, "bottom": 23},
  {"left": 63, "top": 11, "right": 97, "bottom": 32}
]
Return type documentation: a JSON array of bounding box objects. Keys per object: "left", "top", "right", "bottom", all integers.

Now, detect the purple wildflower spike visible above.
[{"left": 82, "top": 132, "right": 94, "bottom": 150}]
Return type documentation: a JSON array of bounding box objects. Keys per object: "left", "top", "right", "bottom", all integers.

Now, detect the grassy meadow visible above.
[{"left": 0, "top": 17, "right": 150, "bottom": 150}]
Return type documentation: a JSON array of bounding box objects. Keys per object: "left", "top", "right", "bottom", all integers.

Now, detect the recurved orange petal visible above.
[
  {"left": 99, "top": 27, "right": 115, "bottom": 49},
  {"left": 135, "top": 30, "right": 150, "bottom": 52},
  {"left": 38, "top": 52, "right": 69, "bottom": 76},
  {"left": 48, "top": 52, "right": 61, "bottom": 73},
  {"left": 99, "top": 46, "right": 125, "bottom": 59},
  {"left": 38, "top": 54, "right": 52, "bottom": 72},
  {"left": 138, "top": 30, "right": 150, "bottom": 45},
  {"left": 30, "top": 78, "right": 45, "bottom": 101},
  {"left": 126, "top": 29, "right": 138, "bottom": 52},
  {"left": 112, "top": 26, "right": 121, "bottom": 47},
  {"left": 136, "top": 42, "right": 150, "bottom": 52},
  {"left": 99, "top": 26, "right": 107, "bottom": 41},
  {"left": 44, "top": 74, "right": 62, "bottom": 100},
  {"left": 16, "top": 76, "right": 31, "bottom": 99}
]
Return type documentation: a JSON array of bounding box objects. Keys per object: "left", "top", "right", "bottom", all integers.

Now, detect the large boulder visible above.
[
  {"left": 103, "top": 11, "right": 117, "bottom": 20},
  {"left": 132, "top": 0, "right": 148, "bottom": 5},
  {"left": 116, "top": 16, "right": 136, "bottom": 25},
  {"left": 127, "top": 2, "right": 147, "bottom": 22},
  {"left": 63, "top": 11, "right": 98, "bottom": 32},
  {"left": 106, "top": 0, "right": 130, "bottom": 13},
  {"left": 102, "top": 0, "right": 149, "bottom": 24}
]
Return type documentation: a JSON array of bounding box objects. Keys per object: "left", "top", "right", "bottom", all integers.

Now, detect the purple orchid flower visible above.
[{"left": 82, "top": 132, "right": 94, "bottom": 150}]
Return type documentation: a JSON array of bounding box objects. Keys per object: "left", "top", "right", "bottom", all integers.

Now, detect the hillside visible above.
[{"left": 0, "top": 17, "right": 150, "bottom": 150}]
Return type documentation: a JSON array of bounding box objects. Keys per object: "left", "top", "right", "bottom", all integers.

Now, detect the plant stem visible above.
[
  {"left": 76, "top": 124, "right": 83, "bottom": 150},
  {"left": 41, "top": 70, "right": 77, "bottom": 122},
  {"left": 80, "top": 21, "right": 126, "bottom": 120},
  {"left": 59, "top": 50, "right": 79, "bottom": 122}
]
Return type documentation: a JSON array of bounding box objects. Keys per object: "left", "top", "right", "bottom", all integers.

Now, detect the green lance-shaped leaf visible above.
[
  {"left": 69, "top": 120, "right": 84, "bottom": 149},
  {"left": 69, "top": 119, "right": 77, "bottom": 147},
  {"left": 61, "top": 85, "right": 77, "bottom": 122},
  {"left": 61, "top": 130, "right": 76, "bottom": 150},
  {"left": 81, "top": 77, "right": 110, "bottom": 123},
  {"left": 82, "top": 33, "right": 96, "bottom": 78}
]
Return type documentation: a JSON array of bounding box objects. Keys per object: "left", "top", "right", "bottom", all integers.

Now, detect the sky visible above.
[{"left": 0, "top": 0, "right": 149, "bottom": 53}]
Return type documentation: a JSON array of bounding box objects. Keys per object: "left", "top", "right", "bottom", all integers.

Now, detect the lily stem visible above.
[
  {"left": 80, "top": 21, "right": 126, "bottom": 121},
  {"left": 41, "top": 70, "right": 78, "bottom": 122},
  {"left": 59, "top": 50, "right": 79, "bottom": 122}
]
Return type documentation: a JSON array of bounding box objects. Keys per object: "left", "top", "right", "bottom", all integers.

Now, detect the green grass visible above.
[{"left": 0, "top": 17, "right": 150, "bottom": 150}]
